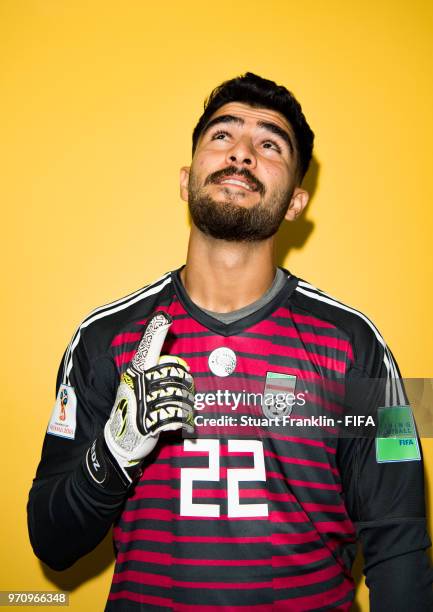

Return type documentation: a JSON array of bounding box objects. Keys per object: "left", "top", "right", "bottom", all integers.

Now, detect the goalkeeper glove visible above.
[{"left": 86, "top": 311, "right": 195, "bottom": 488}]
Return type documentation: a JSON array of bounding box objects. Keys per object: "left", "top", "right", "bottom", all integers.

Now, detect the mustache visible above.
[{"left": 204, "top": 166, "right": 265, "bottom": 195}]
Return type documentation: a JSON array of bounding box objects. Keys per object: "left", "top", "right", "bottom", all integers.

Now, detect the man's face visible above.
[{"left": 180, "top": 102, "right": 307, "bottom": 242}]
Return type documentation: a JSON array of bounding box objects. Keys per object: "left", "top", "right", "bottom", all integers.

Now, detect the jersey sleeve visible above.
[
  {"left": 338, "top": 326, "right": 433, "bottom": 609},
  {"left": 27, "top": 326, "right": 132, "bottom": 571}
]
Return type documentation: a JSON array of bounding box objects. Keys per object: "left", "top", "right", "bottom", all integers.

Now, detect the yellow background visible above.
[{"left": 2, "top": 0, "right": 433, "bottom": 609}]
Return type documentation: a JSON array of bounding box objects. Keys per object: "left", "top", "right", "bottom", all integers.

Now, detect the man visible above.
[{"left": 28, "top": 73, "right": 433, "bottom": 610}]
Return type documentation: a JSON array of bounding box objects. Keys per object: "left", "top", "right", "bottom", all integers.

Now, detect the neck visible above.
[{"left": 180, "top": 225, "right": 277, "bottom": 313}]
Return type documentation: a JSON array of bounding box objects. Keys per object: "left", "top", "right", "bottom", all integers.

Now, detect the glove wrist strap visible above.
[{"left": 83, "top": 435, "right": 142, "bottom": 490}]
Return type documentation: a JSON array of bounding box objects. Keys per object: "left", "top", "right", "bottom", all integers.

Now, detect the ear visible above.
[
  {"left": 284, "top": 187, "right": 309, "bottom": 221},
  {"left": 179, "top": 166, "right": 190, "bottom": 202}
]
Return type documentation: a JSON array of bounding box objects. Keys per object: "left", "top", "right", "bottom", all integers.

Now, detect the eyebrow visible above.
[
  {"left": 257, "top": 121, "right": 294, "bottom": 154},
  {"left": 201, "top": 114, "right": 294, "bottom": 154}
]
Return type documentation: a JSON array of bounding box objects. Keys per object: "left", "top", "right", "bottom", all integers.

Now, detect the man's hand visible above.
[{"left": 103, "top": 311, "right": 195, "bottom": 484}]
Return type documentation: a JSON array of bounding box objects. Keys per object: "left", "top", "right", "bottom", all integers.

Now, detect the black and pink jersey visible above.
[{"left": 28, "top": 268, "right": 432, "bottom": 611}]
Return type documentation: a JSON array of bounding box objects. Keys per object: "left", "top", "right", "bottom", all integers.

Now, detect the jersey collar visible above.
[{"left": 171, "top": 266, "right": 298, "bottom": 337}]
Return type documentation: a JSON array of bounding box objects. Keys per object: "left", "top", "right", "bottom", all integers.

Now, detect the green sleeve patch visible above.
[{"left": 375, "top": 405, "right": 421, "bottom": 463}]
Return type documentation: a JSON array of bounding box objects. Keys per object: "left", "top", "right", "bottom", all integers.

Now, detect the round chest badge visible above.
[{"left": 208, "top": 347, "right": 237, "bottom": 377}]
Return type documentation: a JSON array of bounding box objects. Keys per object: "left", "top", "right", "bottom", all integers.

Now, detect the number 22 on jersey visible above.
[{"left": 180, "top": 439, "right": 269, "bottom": 518}]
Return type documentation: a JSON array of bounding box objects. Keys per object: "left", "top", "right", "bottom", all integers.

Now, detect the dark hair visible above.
[{"left": 192, "top": 72, "right": 314, "bottom": 182}]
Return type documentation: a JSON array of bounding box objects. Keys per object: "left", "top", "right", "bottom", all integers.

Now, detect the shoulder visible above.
[
  {"left": 81, "top": 271, "right": 173, "bottom": 346},
  {"left": 61, "top": 271, "right": 174, "bottom": 384},
  {"left": 289, "top": 275, "right": 392, "bottom": 376}
]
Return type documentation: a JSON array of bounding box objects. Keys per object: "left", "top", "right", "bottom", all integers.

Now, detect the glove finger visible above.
[
  {"left": 149, "top": 418, "right": 195, "bottom": 437},
  {"left": 146, "top": 362, "right": 194, "bottom": 394},
  {"left": 131, "top": 311, "right": 172, "bottom": 373},
  {"left": 145, "top": 402, "right": 195, "bottom": 436},
  {"left": 146, "top": 386, "right": 195, "bottom": 411}
]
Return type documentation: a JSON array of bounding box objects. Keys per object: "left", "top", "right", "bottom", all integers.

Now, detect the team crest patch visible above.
[
  {"left": 47, "top": 384, "right": 77, "bottom": 440},
  {"left": 208, "top": 347, "right": 237, "bottom": 377},
  {"left": 262, "top": 372, "right": 297, "bottom": 419},
  {"left": 376, "top": 405, "right": 421, "bottom": 463}
]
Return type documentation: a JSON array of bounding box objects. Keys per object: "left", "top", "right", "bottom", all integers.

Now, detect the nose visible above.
[{"left": 225, "top": 136, "right": 257, "bottom": 168}]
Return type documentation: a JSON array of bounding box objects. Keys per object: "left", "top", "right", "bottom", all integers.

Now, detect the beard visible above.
[{"left": 188, "top": 167, "right": 295, "bottom": 242}]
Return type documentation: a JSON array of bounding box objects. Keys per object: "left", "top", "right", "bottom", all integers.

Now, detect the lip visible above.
[{"left": 216, "top": 176, "right": 257, "bottom": 192}]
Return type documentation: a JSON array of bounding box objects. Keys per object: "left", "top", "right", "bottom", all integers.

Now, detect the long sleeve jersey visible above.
[{"left": 28, "top": 267, "right": 433, "bottom": 610}]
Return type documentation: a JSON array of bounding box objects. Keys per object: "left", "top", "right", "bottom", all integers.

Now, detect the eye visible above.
[
  {"left": 211, "top": 130, "right": 230, "bottom": 140},
  {"left": 262, "top": 140, "right": 282, "bottom": 153}
]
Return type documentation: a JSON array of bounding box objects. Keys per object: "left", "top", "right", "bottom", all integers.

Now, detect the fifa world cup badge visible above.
[{"left": 47, "top": 384, "right": 77, "bottom": 440}]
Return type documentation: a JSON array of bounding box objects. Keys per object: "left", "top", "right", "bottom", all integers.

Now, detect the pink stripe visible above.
[
  {"left": 113, "top": 570, "right": 170, "bottom": 587},
  {"left": 171, "top": 318, "right": 210, "bottom": 333},
  {"left": 174, "top": 557, "right": 269, "bottom": 567},
  {"left": 185, "top": 514, "right": 268, "bottom": 521},
  {"left": 175, "top": 535, "right": 270, "bottom": 544},
  {"left": 190, "top": 487, "right": 253, "bottom": 499},
  {"left": 114, "top": 528, "right": 173, "bottom": 543},
  {"left": 111, "top": 331, "right": 142, "bottom": 347},
  {"left": 189, "top": 425, "right": 274, "bottom": 438},
  {"left": 301, "top": 502, "right": 346, "bottom": 513},
  {"left": 133, "top": 319, "right": 148, "bottom": 326},
  {"left": 272, "top": 307, "right": 337, "bottom": 329},
  {"left": 114, "top": 350, "right": 135, "bottom": 367},
  {"left": 326, "top": 537, "right": 351, "bottom": 551},
  {"left": 266, "top": 470, "right": 295, "bottom": 482},
  {"left": 123, "top": 505, "right": 319, "bottom": 524},
  {"left": 116, "top": 550, "right": 171, "bottom": 565},
  {"left": 274, "top": 579, "right": 353, "bottom": 611},
  {"left": 131, "top": 485, "right": 268, "bottom": 501},
  {"left": 141, "top": 438, "right": 337, "bottom": 461},
  {"left": 136, "top": 463, "right": 173, "bottom": 480},
  {"left": 259, "top": 340, "right": 349, "bottom": 373},
  {"left": 192, "top": 371, "right": 345, "bottom": 393},
  {"left": 129, "top": 460, "right": 340, "bottom": 499},
  {"left": 273, "top": 548, "right": 330, "bottom": 566},
  {"left": 289, "top": 390, "right": 344, "bottom": 415},
  {"left": 172, "top": 579, "right": 272, "bottom": 590},
  {"left": 165, "top": 301, "right": 190, "bottom": 317},
  {"left": 174, "top": 442, "right": 327, "bottom": 461},
  {"left": 151, "top": 445, "right": 196, "bottom": 459},
  {"left": 121, "top": 507, "right": 271, "bottom": 524},
  {"left": 266, "top": 433, "right": 337, "bottom": 454},
  {"left": 269, "top": 511, "right": 308, "bottom": 523},
  {"left": 116, "top": 547, "right": 350, "bottom": 569},
  {"left": 295, "top": 331, "right": 351, "bottom": 351},
  {"left": 274, "top": 563, "right": 342, "bottom": 588},
  {"left": 133, "top": 484, "right": 175, "bottom": 500},
  {"left": 250, "top": 318, "right": 328, "bottom": 336},
  {"left": 271, "top": 531, "right": 320, "bottom": 545},
  {"left": 267, "top": 491, "right": 305, "bottom": 502},
  {"left": 190, "top": 488, "right": 226, "bottom": 498},
  {"left": 247, "top": 326, "right": 352, "bottom": 353},
  {"left": 131, "top": 302, "right": 179, "bottom": 319},
  {"left": 169, "top": 335, "right": 349, "bottom": 373},
  {"left": 287, "top": 479, "right": 342, "bottom": 491},
  {"left": 114, "top": 528, "right": 271, "bottom": 544},
  {"left": 116, "top": 571, "right": 295, "bottom": 594},
  {"left": 200, "top": 489, "right": 266, "bottom": 499},
  {"left": 265, "top": 451, "right": 339, "bottom": 475},
  {"left": 315, "top": 520, "right": 355, "bottom": 535},
  {"left": 121, "top": 508, "right": 173, "bottom": 522},
  {"left": 108, "top": 590, "right": 171, "bottom": 607}
]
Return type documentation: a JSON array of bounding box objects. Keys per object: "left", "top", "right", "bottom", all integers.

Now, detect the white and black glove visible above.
[{"left": 85, "top": 311, "right": 195, "bottom": 488}]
